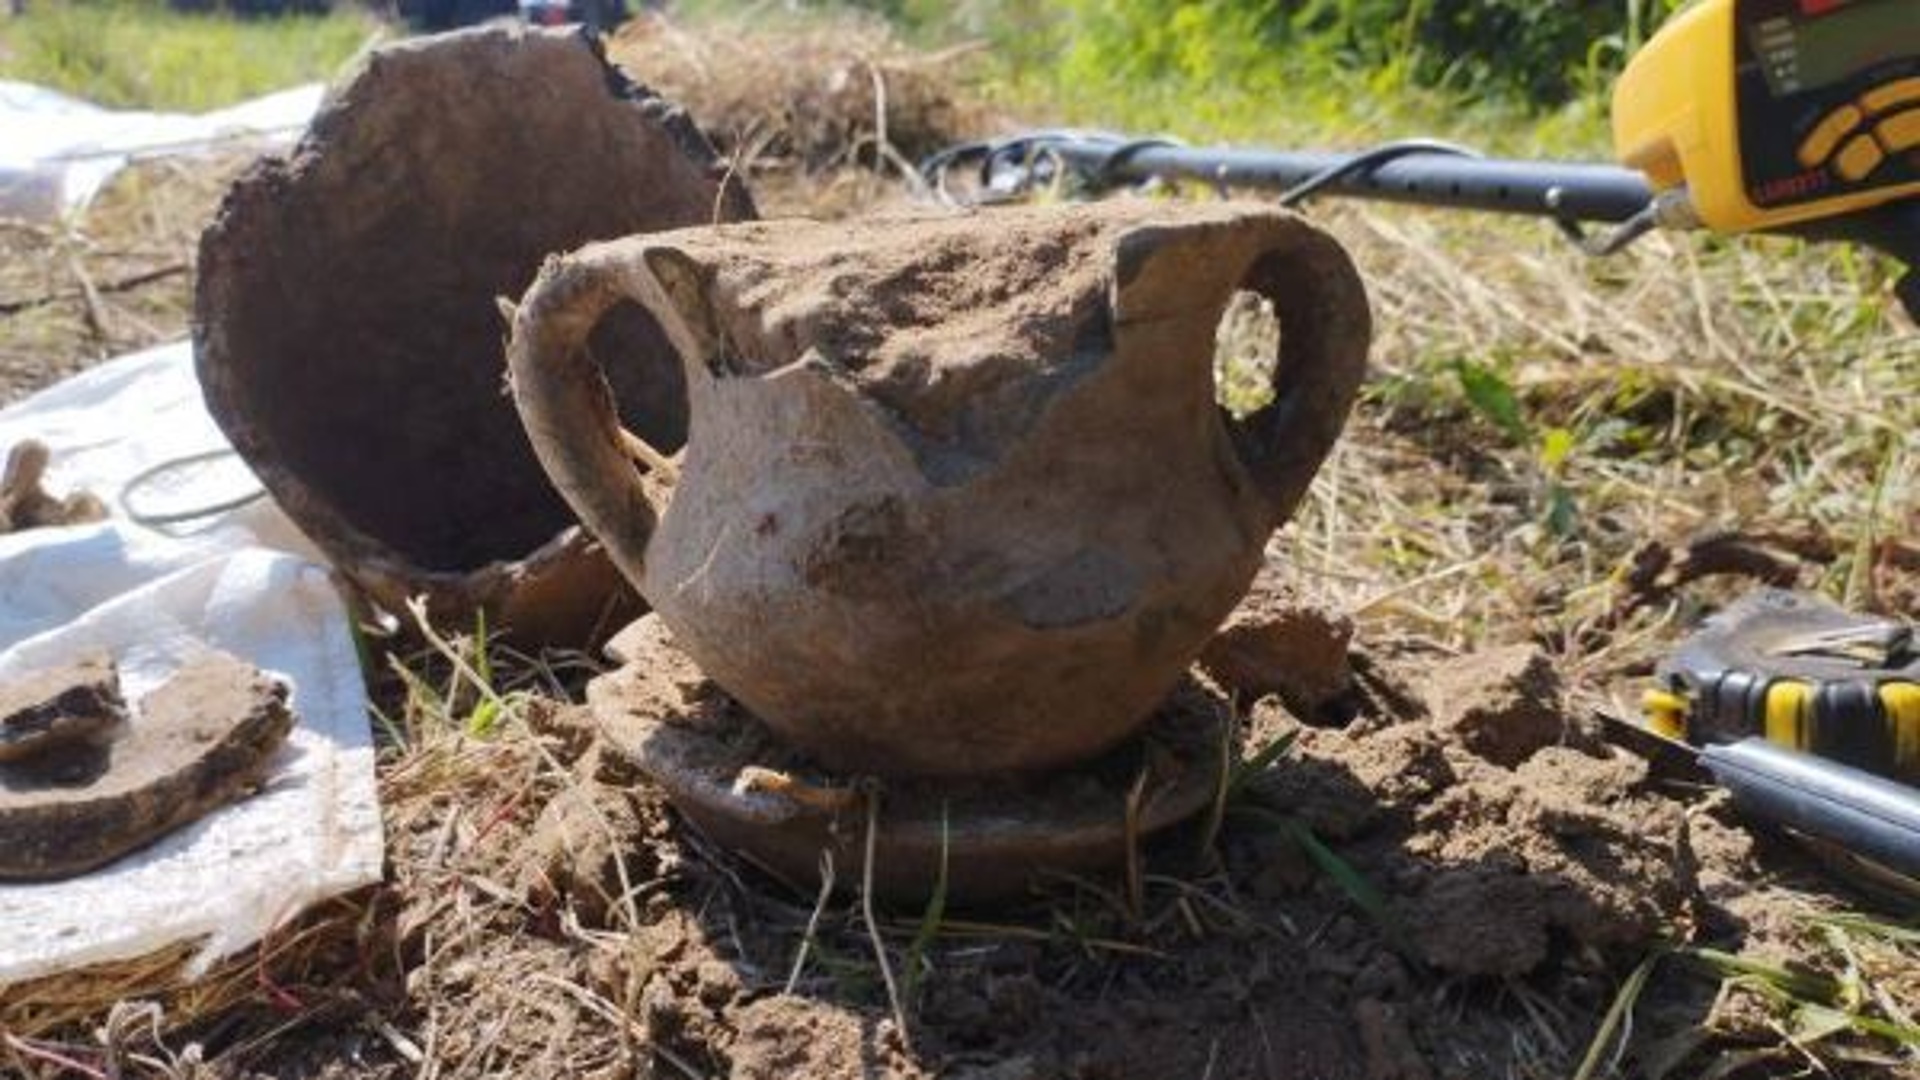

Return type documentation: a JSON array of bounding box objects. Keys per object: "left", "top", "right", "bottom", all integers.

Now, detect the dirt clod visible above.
[
  {"left": 517, "top": 780, "right": 652, "bottom": 927},
  {"left": 730, "top": 996, "right": 923, "bottom": 1079},
  {"left": 1421, "top": 644, "right": 1569, "bottom": 767},
  {"left": 1396, "top": 745, "right": 1693, "bottom": 977},
  {"left": 1251, "top": 710, "right": 1455, "bottom": 840},
  {"left": 1199, "top": 572, "right": 1355, "bottom": 717}
]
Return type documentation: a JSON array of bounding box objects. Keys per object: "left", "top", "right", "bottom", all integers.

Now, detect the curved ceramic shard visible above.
[
  {"left": 0, "top": 652, "right": 294, "bottom": 881},
  {"left": 587, "top": 616, "right": 1225, "bottom": 904},
  {"left": 195, "top": 25, "right": 756, "bottom": 646},
  {"left": 0, "top": 651, "right": 125, "bottom": 764}
]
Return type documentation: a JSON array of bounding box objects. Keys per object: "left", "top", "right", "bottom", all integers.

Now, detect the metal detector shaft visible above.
[{"left": 1043, "top": 141, "right": 1655, "bottom": 224}]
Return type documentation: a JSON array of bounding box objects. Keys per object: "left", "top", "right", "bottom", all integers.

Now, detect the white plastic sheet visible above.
[
  {"left": 0, "top": 78, "right": 324, "bottom": 220},
  {"left": 0, "top": 341, "right": 383, "bottom": 986}
]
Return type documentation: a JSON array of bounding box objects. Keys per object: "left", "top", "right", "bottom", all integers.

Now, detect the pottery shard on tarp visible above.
[
  {"left": 0, "top": 651, "right": 293, "bottom": 882},
  {"left": 194, "top": 25, "right": 756, "bottom": 646}
]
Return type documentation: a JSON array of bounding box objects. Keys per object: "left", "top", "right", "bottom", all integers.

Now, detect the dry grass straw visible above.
[
  {"left": 361, "top": 619, "right": 687, "bottom": 1079},
  {"left": 0, "top": 892, "right": 380, "bottom": 1062},
  {"left": 1257, "top": 197, "right": 1918, "bottom": 682},
  {"left": 0, "top": 152, "right": 251, "bottom": 407},
  {"left": 606, "top": 9, "right": 989, "bottom": 217}
]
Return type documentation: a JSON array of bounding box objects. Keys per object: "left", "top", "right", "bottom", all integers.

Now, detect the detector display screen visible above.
[
  {"left": 1735, "top": 0, "right": 1920, "bottom": 210},
  {"left": 1749, "top": 2, "right": 1920, "bottom": 96}
]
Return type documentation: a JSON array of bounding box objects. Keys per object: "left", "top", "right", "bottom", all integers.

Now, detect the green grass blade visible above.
[
  {"left": 1225, "top": 804, "right": 1395, "bottom": 937},
  {"left": 1573, "top": 947, "right": 1667, "bottom": 1080},
  {"left": 1685, "top": 947, "right": 1846, "bottom": 1005},
  {"left": 1224, "top": 730, "right": 1300, "bottom": 803},
  {"left": 903, "top": 803, "right": 950, "bottom": 1007}
]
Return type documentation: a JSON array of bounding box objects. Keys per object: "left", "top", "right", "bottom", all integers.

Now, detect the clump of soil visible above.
[
  {"left": 1420, "top": 643, "right": 1574, "bottom": 767},
  {"left": 1199, "top": 569, "right": 1356, "bottom": 720},
  {"left": 1244, "top": 663, "right": 1690, "bottom": 979}
]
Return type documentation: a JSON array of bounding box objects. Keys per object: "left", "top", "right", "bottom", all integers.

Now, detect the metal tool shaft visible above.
[
  {"left": 1043, "top": 141, "right": 1656, "bottom": 224},
  {"left": 1702, "top": 738, "right": 1920, "bottom": 877}
]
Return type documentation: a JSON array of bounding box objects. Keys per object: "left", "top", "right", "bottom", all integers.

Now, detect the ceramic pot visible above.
[{"left": 509, "top": 200, "right": 1369, "bottom": 775}]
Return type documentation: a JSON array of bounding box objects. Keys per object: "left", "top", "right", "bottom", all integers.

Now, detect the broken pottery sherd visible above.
[
  {"left": 511, "top": 200, "right": 1370, "bottom": 778},
  {"left": 587, "top": 615, "right": 1225, "bottom": 903},
  {"left": 0, "top": 651, "right": 294, "bottom": 881},
  {"left": 195, "top": 25, "right": 755, "bottom": 646},
  {"left": 0, "top": 651, "right": 125, "bottom": 764}
]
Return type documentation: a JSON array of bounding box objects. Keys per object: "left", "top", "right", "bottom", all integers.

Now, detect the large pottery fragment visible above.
[{"left": 196, "top": 26, "right": 755, "bottom": 644}]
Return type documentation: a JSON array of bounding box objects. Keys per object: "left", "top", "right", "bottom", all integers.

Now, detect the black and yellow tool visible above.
[
  {"left": 1645, "top": 589, "right": 1920, "bottom": 785},
  {"left": 1597, "top": 704, "right": 1920, "bottom": 878},
  {"left": 1609, "top": 589, "right": 1920, "bottom": 879}
]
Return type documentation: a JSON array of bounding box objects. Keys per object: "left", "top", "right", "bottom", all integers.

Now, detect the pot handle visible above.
[
  {"left": 1116, "top": 214, "right": 1371, "bottom": 531},
  {"left": 1225, "top": 225, "right": 1372, "bottom": 528},
  {"left": 506, "top": 241, "right": 715, "bottom": 590}
]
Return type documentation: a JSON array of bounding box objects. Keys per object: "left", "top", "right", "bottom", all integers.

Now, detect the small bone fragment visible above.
[
  {"left": 0, "top": 439, "right": 109, "bottom": 533},
  {"left": 731, "top": 766, "right": 860, "bottom": 813}
]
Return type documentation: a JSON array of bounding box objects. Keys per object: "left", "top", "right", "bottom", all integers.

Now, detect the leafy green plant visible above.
[
  {"left": 1044, "top": 0, "right": 1688, "bottom": 112},
  {"left": 1453, "top": 358, "right": 1583, "bottom": 537}
]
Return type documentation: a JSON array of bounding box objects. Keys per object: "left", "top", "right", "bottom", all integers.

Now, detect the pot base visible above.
[{"left": 587, "top": 617, "right": 1227, "bottom": 904}]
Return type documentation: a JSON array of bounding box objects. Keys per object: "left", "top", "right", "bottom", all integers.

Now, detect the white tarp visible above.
[
  {"left": 0, "top": 341, "right": 383, "bottom": 986},
  {"left": 0, "top": 78, "right": 324, "bottom": 220}
]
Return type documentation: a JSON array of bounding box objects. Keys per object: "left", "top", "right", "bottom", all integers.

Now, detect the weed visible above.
[
  {"left": 1208, "top": 723, "right": 1400, "bottom": 945},
  {"left": 1678, "top": 911, "right": 1920, "bottom": 1068},
  {"left": 1574, "top": 945, "right": 1670, "bottom": 1080}
]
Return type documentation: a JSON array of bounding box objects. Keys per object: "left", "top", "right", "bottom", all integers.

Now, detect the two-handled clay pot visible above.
[{"left": 508, "top": 201, "right": 1369, "bottom": 777}]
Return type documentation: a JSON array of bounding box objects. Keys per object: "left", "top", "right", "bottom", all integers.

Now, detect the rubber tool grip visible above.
[{"left": 1702, "top": 737, "right": 1920, "bottom": 877}]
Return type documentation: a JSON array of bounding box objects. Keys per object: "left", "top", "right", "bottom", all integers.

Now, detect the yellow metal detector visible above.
[
  {"left": 924, "top": 0, "right": 1920, "bottom": 317},
  {"left": 1614, "top": 0, "right": 1920, "bottom": 235}
]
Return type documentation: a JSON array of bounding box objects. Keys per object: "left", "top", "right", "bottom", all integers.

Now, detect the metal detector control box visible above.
[{"left": 1614, "top": 0, "right": 1920, "bottom": 233}]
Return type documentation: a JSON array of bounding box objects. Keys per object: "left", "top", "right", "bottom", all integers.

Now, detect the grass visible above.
[
  {"left": 0, "top": 0, "right": 382, "bottom": 111},
  {"left": 1683, "top": 914, "right": 1920, "bottom": 1070}
]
